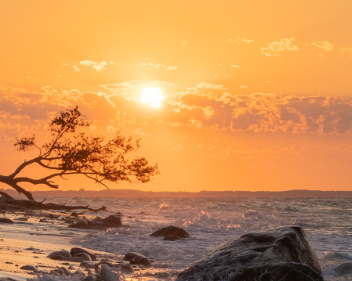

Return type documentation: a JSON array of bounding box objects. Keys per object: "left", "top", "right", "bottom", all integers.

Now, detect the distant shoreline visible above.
[{"left": 2, "top": 188, "right": 352, "bottom": 198}]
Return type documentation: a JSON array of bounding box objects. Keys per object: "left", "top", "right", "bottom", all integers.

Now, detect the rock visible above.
[
  {"left": 71, "top": 247, "right": 97, "bottom": 261},
  {"left": 20, "top": 265, "right": 38, "bottom": 272},
  {"left": 39, "top": 218, "right": 48, "bottom": 222},
  {"left": 73, "top": 252, "right": 92, "bottom": 261},
  {"left": 50, "top": 267, "right": 72, "bottom": 276},
  {"left": 47, "top": 250, "right": 71, "bottom": 259},
  {"left": 124, "top": 252, "right": 151, "bottom": 267},
  {"left": 80, "top": 261, "right": 96, "bottom": 269},
  {"left": 68, "top": 219, "right": 90, "bottom": 229},
  {"left": 335, "top": 262, "right": 352, "bottom": 276},
  {"left": 69, "top": 215, "right": 122, "bottom": 229},
  {"left": 151, "top": 225, "right": 190, "bottom": 240},
  {"left": 70, "top": 212, "right": 79, "bottom": 216},
  {"left": 120, "top": 264, "right": 134, "bottom": 274},
  {"left": 99, "top": 264, "right": 124, "bottom": 281},
  {"left": 0, "top": 218, "right": 14, "bottom": 224},
  {"left": 51, "top": 256, "right": 85, "bottom": 262},
  {"left": 175, "top": 226, "right": 323, "bottom": 281},
  {"left": 14, "top": 217, "right": 28, "bottom": 221},
  {"left": 163, "top": 235, "right": 182, "bottom": 241},
  {"left": 102, "top": 215, "right": 122, "bottom": 227}
]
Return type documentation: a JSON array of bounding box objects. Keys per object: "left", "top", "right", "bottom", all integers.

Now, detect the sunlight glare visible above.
[{"left": 140, "top": 87, "right": 164, "bottom": 108}]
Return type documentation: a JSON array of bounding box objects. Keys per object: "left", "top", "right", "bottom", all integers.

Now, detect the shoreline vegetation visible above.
[{"left": 2, "top": 188, "right": 352, "bottom": 199}]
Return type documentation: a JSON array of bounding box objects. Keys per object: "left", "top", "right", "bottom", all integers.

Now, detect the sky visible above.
[{"left": 1, "top": 0, "right": 352, "bottom": 193}]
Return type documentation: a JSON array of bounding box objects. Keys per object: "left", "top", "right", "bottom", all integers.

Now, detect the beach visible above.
[{"left": 1, "top": 196, "right": 352, "bottom": 280}]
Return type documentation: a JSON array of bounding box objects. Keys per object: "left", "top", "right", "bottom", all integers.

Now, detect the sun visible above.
[{"left": 140, "top": 87, "right": 164, "bottom": 108}]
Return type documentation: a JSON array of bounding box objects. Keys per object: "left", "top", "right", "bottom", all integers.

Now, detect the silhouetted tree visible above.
[{"left": 0, "top": 106, "right": 159, "bottom": 201}]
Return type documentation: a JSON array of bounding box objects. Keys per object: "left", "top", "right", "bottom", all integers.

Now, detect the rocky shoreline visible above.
[{"left": 0, "top": 204, "right": 351, "bottom": 281}]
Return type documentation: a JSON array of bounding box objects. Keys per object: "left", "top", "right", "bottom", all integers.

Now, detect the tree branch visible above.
[{"left": 9, "top": 157, "right": 42, "bottom": 178}]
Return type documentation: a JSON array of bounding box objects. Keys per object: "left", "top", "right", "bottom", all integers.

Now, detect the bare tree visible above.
[{"left": 0, "top": 106, "right": 160, "bottom": 201}]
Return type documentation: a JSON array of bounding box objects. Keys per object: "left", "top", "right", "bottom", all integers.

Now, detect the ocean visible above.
[{"left": 18, "top": 196, "right": 352, "bottom": 280}]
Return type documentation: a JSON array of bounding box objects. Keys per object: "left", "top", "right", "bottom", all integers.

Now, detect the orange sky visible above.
[{"left": 1, "top": 0, "right": 352, "bottom": 192}]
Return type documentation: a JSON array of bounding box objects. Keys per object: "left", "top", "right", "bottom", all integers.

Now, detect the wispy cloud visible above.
[
  {"left": 340, "top": 47, "right": 352, "bottom": 57},
  {"left": 260, "top": 38, "right": 298, "bottom": 56},
  {"left": 227, "top": 38, "right": 253, "bottom": 44},
  {"left": 136, "top": 62, "right": 178, "bottom": 72},
  {"left": 79, "top": 60, "right": 115, "bottom": 71},
  {"left": 312, "top": 41, "right": 334, "bottom": 51}
]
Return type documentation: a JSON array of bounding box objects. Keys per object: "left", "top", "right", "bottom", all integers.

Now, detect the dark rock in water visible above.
[
  {"left": 101, "top": 215, "right": 122, "bottom": 227},
  {"left": 151, "top": 225, "right": 190, "bottom": 240},
  {"left": 0, "top": 218, "right": 14, "bottom": 224},
  {"left": 69, "top": 215, "right": 122, "bottom": 229},
  {"left": 71, "top": 247, "right": 97, "bottom": 261},
  {"left": 334, "top": 262, "right": 352, "bottom": 276},
  {"left": 163, "top": 235, "right": 183, "bottom": 241},
  {"left": 124, "top": 252, "right": 151, "bottom": 267},
  {"left": 175, "top": 226, "right": 323, "bottom": 281},
  {"left": 47, "top": 250, "right": 71, "bottom": 259},
  {"left": 20, "top": 265, "right": 38, "bottom": 272}
]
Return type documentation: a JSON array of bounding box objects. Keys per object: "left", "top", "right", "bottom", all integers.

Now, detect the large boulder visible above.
[
  {"left": 175, "top": 226, "right": 323, "bottom": 281},
  {"left": 150, "top": 225, "right": 190, "bottom": 240}
]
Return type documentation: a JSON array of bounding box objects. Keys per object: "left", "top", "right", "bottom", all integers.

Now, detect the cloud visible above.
[
  {"left": 136, "top": 62, "right": 178, "bottom": 72},
  {"left": 260, "top": 38, "right": 298, "bottom": 56},
  {"left": 72, "top": 65, "right": 80, "bottom": 72},
  {"left": 340, "top": 47, "right": 352, "bottom": 57},
  {"left": 312, "top": 41, "right": 334, "bottom": 51},
  {"left": 227, "top": 38, "right": 253, "bottom": 44},
  {"left": 101, "top": 80, "right": 173, "bottom": 105},
  {"left": 165, "top": 82, "right": 352, "bottom": 135},
  {"left": 79, "top": 60, "right": 114, "bottom": 71}
]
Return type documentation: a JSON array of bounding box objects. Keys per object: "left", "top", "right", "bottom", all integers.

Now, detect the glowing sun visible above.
[{"left": 140, "top": 87, "right": 164, "bottom": 108}]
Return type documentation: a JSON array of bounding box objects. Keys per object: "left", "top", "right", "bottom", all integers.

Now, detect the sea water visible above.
[{"left": 42, "top": 197, "right": 352, "bottom": 280}]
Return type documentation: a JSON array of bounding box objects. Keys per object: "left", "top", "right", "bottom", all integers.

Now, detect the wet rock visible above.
[
  {"left": 80, "top": 261, "right": 96, "bottom": 269},
  {"left": 39, "top": 218, "right": 48, "bottom": 222},
  {"left": 0, "top": 218, "right": 14, "bottom": 224},
  {"left": 50, "top": 267, "right": 72, "bottom": 276},
  {"left": 103, "top": 214, "right": 122, "bottom": 226},
  {"left": 14, "top": 217, "right": 28, "bottom": 221},
  {"left": 120, "top": 264, "right": 134, "bottom": 274},
  {"left": 335, "top": 262, "right": 352, "bottom": 276},
  {"left": 151, "top": 225, "right": 190, "bottom": 240},
  {"left": 163, "top": 235, "right": 182, "bottom": 241},
  {"left": 124, "top": 252, "right": 151, "bottom": 267},
  {"left": 70, "top": 211, "right": 79, "bottom": 216},
  {"left": 47, "top": 250, "right": 71, "bottom": 259},
  {"left": 50, "top": 256, "right": 85, "bottom": 262},
  {"left": 99, "top": 264, "right": 124, "bottom": 281},
  {"left": 73, "top": 252, "right": 92, "bottom": 261},
  {"left": 69, "top": 215, "right": 122, "bottom": 229},
  {"left": 20, "top": 265, "right": 38, "bottom": 272},
  {"left": 175, "top": 226, "right": 323, "bottom": 281},
  {"left": 71, "top": 247, "right": 97, "bottom": 261},
  {"left": 68, "top": 219, "right": 90, "bottom": 229}
]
